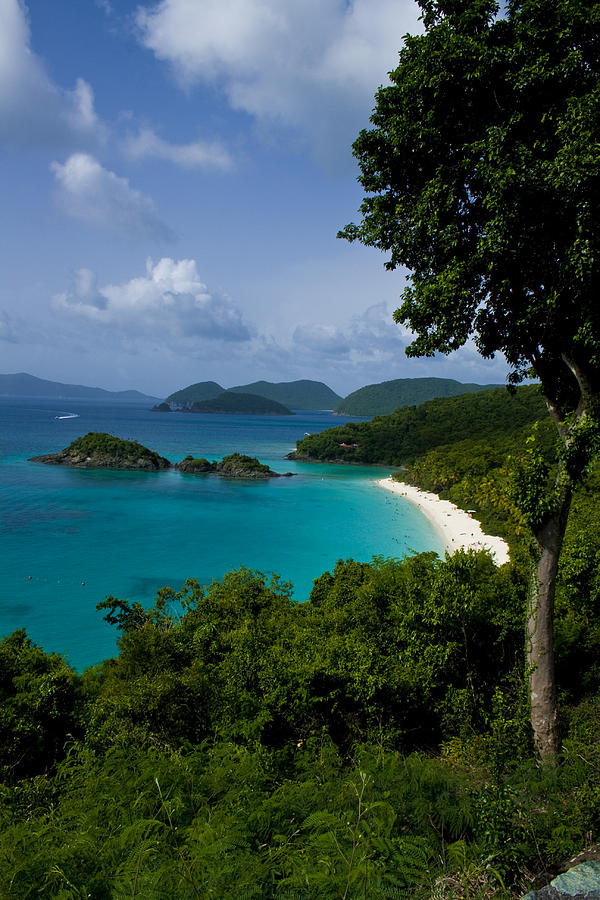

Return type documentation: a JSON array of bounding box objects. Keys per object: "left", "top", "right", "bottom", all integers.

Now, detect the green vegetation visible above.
[
  {"left": 5, "top": 0, "right": 600, "bottom": 887},
  {"left": 216, "top": 452, "right": 272, "bottom": 476},
  {"left": 175, "top": 455, "right": 214, "bottom": 473},
  {"left": 1, "top": 527, "right": 599, "bottom": 895},
  {"left": 294, "top": 385, "right": 547, "bottom": 465},
  {"left": 165, "top": 380, "right": 224, "bottom": 407},
  {"left": 340, "top": 0, "right": 600, "bottom": 756},
  {"left": 229, "top": 379, "right": 342, "bottom": 410},
  {"left": 30, "top": 432, "right": 172, "bottom": 471},
  {"left": 334, "top": 377, "right": 501, "bottom": 416},
  {"left": 176, "top": 453, "right": 283, "bottom": 478},
  {"left": 186, "top": 391, "right": 293, "bottom": 415}
]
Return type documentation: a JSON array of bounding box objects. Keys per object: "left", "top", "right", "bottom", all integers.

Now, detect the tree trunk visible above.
[{"left": 527, "top": 492, "right": 572, "bottom": 759}]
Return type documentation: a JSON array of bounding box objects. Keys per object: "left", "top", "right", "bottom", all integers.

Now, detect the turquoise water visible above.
[{"left": 0, "top": 398, "right": 443, "bottom": 670}]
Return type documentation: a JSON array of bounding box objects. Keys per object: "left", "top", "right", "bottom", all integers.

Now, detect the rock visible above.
[{"left": 522, "top": 861, "right": 600, "bottom": 899}]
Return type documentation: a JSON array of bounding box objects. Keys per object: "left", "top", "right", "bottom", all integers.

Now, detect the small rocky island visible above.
[
  {"left": 177, "top": 453, "right": 293, "bottom": 478},
  {"left": 30, "top": 432, "right": 171, "bottom": 471},
  {"left": 30, "top": 434, "right": 293, "bottom": 478}
]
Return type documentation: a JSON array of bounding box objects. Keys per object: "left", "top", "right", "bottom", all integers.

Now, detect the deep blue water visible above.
[{"left": 0, "top": 397, "right": 443, "bottom": 670}]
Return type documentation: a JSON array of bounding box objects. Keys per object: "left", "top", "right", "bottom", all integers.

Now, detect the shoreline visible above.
[{"left": 377, "top": 477, "right": 510, "bottom": 566}]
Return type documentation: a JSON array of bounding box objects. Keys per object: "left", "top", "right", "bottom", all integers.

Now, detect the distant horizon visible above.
[{"left": 0, "top": 370, "right": 507, "bottom": 403}]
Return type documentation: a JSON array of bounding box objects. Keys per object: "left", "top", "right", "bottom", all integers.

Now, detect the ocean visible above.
[{"left": 0, "top": 397, "right": 443, "bottom": 671}]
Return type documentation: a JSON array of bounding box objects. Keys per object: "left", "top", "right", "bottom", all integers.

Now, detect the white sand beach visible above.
[{"left": 377, "top": 477, "right": 510, "bottom": 566}]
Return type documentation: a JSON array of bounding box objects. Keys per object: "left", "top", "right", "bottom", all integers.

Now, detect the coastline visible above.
[{"left": 377, "top": 477, "right": 510, "bottom": 566}]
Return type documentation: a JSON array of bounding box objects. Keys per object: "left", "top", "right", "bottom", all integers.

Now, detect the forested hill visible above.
[
  {"left": 228, "top": 379, "right": 342, "bottom": 409},
  {"left": 334, "top": 376, "right": 502, "bottom": 416},
  {"left": 293, "top": 385, "right": 548, "bottom": 465},
  {"left": 165, "top": 381, "right": 224, "bottom": 406}
]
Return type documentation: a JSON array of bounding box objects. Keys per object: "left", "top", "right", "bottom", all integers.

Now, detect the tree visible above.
[{"left": 340, "top": 0, "right": 600, "bottom": 758}]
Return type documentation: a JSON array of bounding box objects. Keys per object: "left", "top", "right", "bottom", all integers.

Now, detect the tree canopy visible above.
[{"left": 340, "top": 0, "right": 600, "bottom": 757}]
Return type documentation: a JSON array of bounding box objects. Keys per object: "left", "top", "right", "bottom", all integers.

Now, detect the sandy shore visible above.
[{"left": 377, "top": 477, "right": 510, "bottom": 566}]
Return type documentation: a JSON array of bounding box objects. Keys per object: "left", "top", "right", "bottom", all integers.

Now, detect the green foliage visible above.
[
  {"left": 0, "top": 630, "right": 81, "bottom": 782},
  {"left": 294, "top": 385, "right": 547, "bottom": 465},
  {"left": 176, "top": 454, "right": 277, "bottom": 475},
  {"left": 216, "top": 453, "right": 271, "bottom": 475},
  {"left": 60, "top": 432, "right": 171, "bottom": 469},
  {"left": 0, "top": 549, "right": 599, "bottom": 895},
  {"left": 334, "top": 377, "right": 501, "bottom": 417},
  {"left": 176, "top": 455, "right": 214, "bottom": 473},
  {"left": 510, "top": 432, "right": 557, "bottom": 532}
]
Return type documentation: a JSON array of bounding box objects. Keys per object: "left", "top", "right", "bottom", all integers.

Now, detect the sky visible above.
[{"left": 0, "top": 0, "right": 510, "bottom": 398}]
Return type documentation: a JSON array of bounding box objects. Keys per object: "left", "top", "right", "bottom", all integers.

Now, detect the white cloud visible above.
[
  {"left": 0, "top": 0, "right": 104, "bottom": 148},
  {"left": 122, "top": 126, "right": 234, "bottom": 170},
  {"left": 290, "top": 303, "right": 510, "bottom": 386},
  {"left": 136, "top": 0, "right": 422, "bottom": 161},
  {"left": 54, "top": 257, "right": 253, "bottom": 348},
  {"left": 50, "top": 153, "right": 173, "bottom": 240},
  {"left": 293, "top": 302, "right": 409, "bottom": 362}
]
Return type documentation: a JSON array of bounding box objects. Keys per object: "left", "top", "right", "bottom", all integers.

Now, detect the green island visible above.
[
  {"left": 29, "top": 432, "right": 171, "bottom": 471},
  {"left": 4, "top": 0, "right": 600, "bottom": 895},
  {"left": 30, "top": 436, "right": 290, "bottom": 479}
]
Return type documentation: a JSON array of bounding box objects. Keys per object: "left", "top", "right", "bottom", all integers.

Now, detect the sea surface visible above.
[{"left": 0, "top": 398, "right": 443, "bottom": 671}]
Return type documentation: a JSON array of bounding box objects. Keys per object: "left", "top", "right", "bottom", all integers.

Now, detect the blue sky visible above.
[{"left": 0, "top": 0, "right": 509, "bottom": 397}]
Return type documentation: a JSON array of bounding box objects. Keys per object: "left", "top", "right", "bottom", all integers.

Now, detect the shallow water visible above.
[{"left": 0, "top": 398, "right": 443, "bottom": 670}]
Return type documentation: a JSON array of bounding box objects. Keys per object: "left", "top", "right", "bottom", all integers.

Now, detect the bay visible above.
[{"left": 0, "top": 397, "right": 443, "bottom": 671}]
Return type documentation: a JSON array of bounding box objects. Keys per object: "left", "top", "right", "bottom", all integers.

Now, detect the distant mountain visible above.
[
  {"left": 165, "top": 381, "right": 224, "bottom": 407},
  {"left": 228, "top": 380, "right": 341, "bottom": 410},
  {"left": 334, "top": 377, "right": 503, "bottom": 416},
  {"left": 0, "top": 373, "right": 158, "bottom": 403},
  {"left": 184, "top": 392, "right": 293, "bottom": 415}
]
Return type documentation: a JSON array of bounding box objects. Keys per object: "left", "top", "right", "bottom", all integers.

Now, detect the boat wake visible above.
[{"left": 55, "top": 413, "right": 80, "bottom": 420}]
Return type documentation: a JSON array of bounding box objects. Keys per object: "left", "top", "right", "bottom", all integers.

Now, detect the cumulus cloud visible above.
[
  {"left": 0, "top": 0, "right": 104, "bottom": 148},
  {"left": 288, "top": 303, "right": 510, "bottom": 387},
  {"left": 136, "top": 0, "right": 421, "bottom": 161},
  {"left": 54, "top": 257, "right": 253, "bottom": 349},
  {"left": 122, "top": 126, "right": 234, "bottom": 170},
  {"left": 293, "top": 302, "right": 409, "bottom": 362},
  {"left": 50, "top": 153, "right": 172, "bottom": 240}
]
